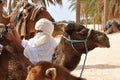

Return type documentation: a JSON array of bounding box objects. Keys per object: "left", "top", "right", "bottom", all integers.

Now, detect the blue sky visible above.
[{"left": 46, "top": 0, "right": 75, "bottom": 21}]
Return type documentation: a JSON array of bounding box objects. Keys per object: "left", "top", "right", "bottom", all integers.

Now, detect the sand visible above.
[{"left": 71, "top": 32, "right": 120, "bottom": 80}]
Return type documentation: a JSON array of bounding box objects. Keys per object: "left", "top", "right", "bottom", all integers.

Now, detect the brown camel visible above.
[
  {"left": 0, "top": 22, "right": 64, "bottom": 80},
  {"left": 52, "top": 23, "right": 110, "bottom": 71},
  {"left": 10, "top": 1, "right": 55, "bottom": 39},
  {"left": 0, "top": 22, "right": 110, "bottom": 79},
  {"left": 0, "top": 24, "right": 32, "bottom": 80},
  {"left": 26, "top": 61, "right": 86, "bottom": 80},
  {"left": 0, "top": 0, "right": 64, "bottom": 39}
]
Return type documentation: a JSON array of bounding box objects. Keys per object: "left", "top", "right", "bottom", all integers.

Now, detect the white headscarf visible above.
[
  {"left": 35, "top": 18, "right": 54, "bottom": 35},
  {"left": 31, "top": 18, "right": 54, "bottom": 47},
  {"left": 22, "top": 18, "right": 57, "bottom": 64}
]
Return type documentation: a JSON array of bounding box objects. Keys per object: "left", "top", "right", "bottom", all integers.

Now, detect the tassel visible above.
[
  {"left": 20, "top": 16, "right": 27, "bottom": 37},
  {"left": 16, "top": 19, "right": 22, "bottom": 36}
]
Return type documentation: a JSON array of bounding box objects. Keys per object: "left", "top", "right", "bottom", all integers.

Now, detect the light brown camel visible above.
[
  {"left": 26, "top": 61, "right": 86, "bottom": 80},
  {"left": 105, "top": 21, "right": 120, "bottom": 34},
  {"left": 52, "top": 23, "right": 110, "bottom": 71},
  {"left": 0, "top": 24, "right": 32, "bottom": 80}
]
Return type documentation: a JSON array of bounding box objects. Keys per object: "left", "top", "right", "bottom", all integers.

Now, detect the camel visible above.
[
  {"left": 0, "top": 22, "right": 110, "bottom": 79},
  {"left": 26, "top": 61, "right": 86, "bottom": 80},
  {"left": 105, "top": 21, "right": 120, "bottom": 34},
  {"left": 0, "top": 0, "right": 64, "bottom": 39},
  {"left": 0, "top": 23, "right": 32, "bottom": 80},
  {"left": 52, "top": 23, "right": 110, "bottom": 71},
  {"left": 10, "top": 1, "right": 55, "bottom": 39}
]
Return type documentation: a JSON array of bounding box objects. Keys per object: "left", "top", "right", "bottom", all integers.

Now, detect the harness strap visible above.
[{"left": 62, "top": 29, "right": 92, "bottom": 77}]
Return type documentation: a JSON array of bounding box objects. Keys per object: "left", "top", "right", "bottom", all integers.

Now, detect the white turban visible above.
[
  {"left": 35, "top": 18, "right": 54, "bottom": 35},
  {"left": 25, "top": 18, "right": 54, "bottom": 47}
]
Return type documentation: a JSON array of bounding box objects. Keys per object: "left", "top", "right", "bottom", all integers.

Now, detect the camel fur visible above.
[{"left": 26, "top": 61, "right": 86, "bottom": 80}]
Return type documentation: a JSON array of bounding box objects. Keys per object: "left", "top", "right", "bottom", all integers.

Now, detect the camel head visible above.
[
  {"left": 64, "top": 23, "right": 110, "bottom": 53},
  {"left": 0, "top": 25, "right": 15, "bottom": 56},
  {"left": 26, "top": 67, "right": 57, "bottom": 80},
  {"left": 26, "top": 61, "right": 56, "bottom": 80},
  {"left": 53, "top": 22, "right": 67, "bottom": 37},
  {"left": 26, "top": 61, "right": 86, "bottom": 80},
  {"left": 0, "top": 23, "right": 27, "bottom": 55}
]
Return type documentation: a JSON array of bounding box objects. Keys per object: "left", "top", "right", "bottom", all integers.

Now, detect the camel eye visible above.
[{"left": 31, "top": 69, "right": 37, "bottom": 73}]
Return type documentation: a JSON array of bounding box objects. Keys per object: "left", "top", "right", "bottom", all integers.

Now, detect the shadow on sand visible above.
[{"left": 76, "top": 64, "right": 120, "bottom": 70}]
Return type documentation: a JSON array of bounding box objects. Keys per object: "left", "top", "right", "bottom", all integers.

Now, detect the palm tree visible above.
[
  {"left": 29, "top": 0, "right": 62, "bottom": 7},
  {"left": 109, "top": 0, "right": 120, "bottom": 19},
  {"left": 69, "top": 0, "right": 81, "bottom": 24},
  {"left": 76, "top": 0, "right": 80, "bottom": 24},
  {"left": 69, "top": 0, "right": 102, "bottom": 26},
  {"left": 103, "top": 0, "right": 109, "bottom": 30},
  {"left": 4, "top": 0, "right": 62, "bottom": 15}
]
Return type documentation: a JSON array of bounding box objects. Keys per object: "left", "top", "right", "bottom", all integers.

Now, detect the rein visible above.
[{"left": 62, "top": 29, "right": 92, "bottom": 77}]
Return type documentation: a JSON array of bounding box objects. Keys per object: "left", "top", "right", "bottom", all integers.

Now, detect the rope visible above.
[
  {"left": 80, "top": 39, "right": 88, "bottom": 77},
  {"left": 62, "top": 29, "right": 92, "bottom": 77}
]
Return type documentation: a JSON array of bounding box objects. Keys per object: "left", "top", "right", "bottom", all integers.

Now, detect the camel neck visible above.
[{"left": 0, "top": 3, "right": 3, "bottom": 16}]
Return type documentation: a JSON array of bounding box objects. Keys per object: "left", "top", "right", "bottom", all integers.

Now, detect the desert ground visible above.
[
  {"left": 71, "top": 32, "right": 120, "bottom": 80},
  {"left": 55, "top": 24, "right": 120, "bottom": 80}
]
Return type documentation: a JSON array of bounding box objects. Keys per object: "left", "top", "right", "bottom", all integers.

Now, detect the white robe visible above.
[{"left": 21, "top": 32, "right": 57, "bottom": 65}]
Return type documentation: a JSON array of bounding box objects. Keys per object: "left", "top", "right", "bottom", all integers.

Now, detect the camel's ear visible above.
[
  {"left": 0, "top": 23, "right": 5, "bottom": 32},
  {"left": 0, "top": 0, "right": 2, "bottom": 3},
  {"left": 65, "top": 23, "right": 75, "bottom": 35},
  {"left": 40, "top": 7, "right": 46, "bottom": 12},
  {"left": 27, "top": 65, "right": 34, "bottom": 73},
  {"left": 45, "top": 68, "right": 56, "bottom": 80}
]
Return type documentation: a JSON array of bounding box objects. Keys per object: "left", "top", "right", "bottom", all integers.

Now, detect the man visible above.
[{"left": 8, "top": 18, "right": 57, "bottom": 65}]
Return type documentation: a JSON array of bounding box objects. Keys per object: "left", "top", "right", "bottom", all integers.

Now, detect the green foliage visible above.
[{"left": 31, "top": 0, "right": 62, "bottom": 6}]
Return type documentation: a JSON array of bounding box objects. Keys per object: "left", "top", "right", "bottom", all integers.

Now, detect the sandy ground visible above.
[
  {"left": 71, "top": 32, "right": 120, "bottom": 80},
  {"left": 55, "top": 25, "right": 120, "bottom": 80}
]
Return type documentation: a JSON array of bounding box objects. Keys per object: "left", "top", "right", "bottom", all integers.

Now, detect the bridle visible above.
[
  {"left": 62, "top": 29, "right": 92, "bottom": 77},
  {"left": 62, "top": 29, "right": 92, "bottom": 54}
]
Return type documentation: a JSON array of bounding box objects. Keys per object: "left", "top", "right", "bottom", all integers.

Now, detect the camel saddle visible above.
[{"left": 15, "top": 1, "right": 46, "bottom": 37}]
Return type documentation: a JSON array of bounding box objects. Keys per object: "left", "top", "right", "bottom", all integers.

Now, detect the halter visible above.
[{"left": 62, "top": 29, "right": 92, "bottom": 77}]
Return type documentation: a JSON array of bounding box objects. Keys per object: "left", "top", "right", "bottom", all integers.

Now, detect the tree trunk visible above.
[
  {"left": 85, "top": 15, "right": 88, "bottom": 28},
  {"left": 93, "top": 17, "right": 95, "bottom": 30},
  {"left": 103, "top": 0, "right": 109, "bottom": 30},
  {"left": 76, "top": 0, "right": 80, "bottom": 24}
]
